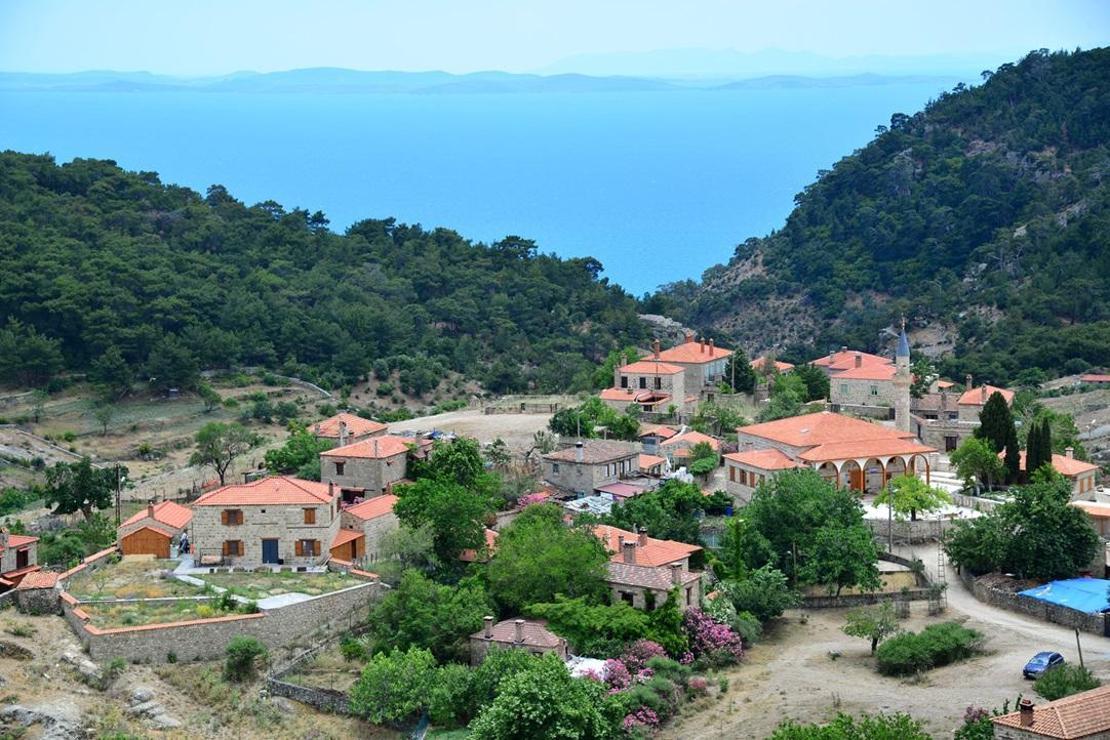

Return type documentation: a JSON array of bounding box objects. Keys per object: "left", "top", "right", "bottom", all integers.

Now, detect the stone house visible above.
[
  {"left": 730, "top": 410, "right": 936, "bottom": 495},
  {"left": 653, "top": 332, "right": 732, "bottom": 400},
  {"left": 660, "top": 430, "right": 722, "bottom": 466},
  {"left": 313, "top": 412, "right": 387, "bottom": 445},
  {"left": 319, "top": 435, "right": 413, "bottom": 501},
  {"left": 337, "top": 494, "right": 400, "bottom": 563},
  {"left": 190, "top": 476, "right": 341, "bottom": 567},
  {"left": 542, "top": 440, "right": 639, "bottom": 496},
  {"left": 813, "top": 347, "right": 891, "bottom": 377},
  {"left": 593, "top": 525, "right": 702, "bottom": 610},
  {"left": 0, "top": 530, "right": 39, "bottom": 590},
  {"left": 829, "top": 362, "right": 899, "bottom": 416},
  {"left": 14, "top": 571, "right": 59, "bottom": 615},
  {"left": 991, "top": 689, "right": 1110, "bottom": 739},
  {"left": 912, "top": 376, "right": 1014, "bottom": 452},
  {"left": 1014, "top": 449, "right": 1099, "bottom": 497},
  {"left": 599, "top": 357, "right": 689, "bottom": 414},
  {"left": 117, "top": 500, "right": 193, "bottom": 558},
  {"left": 469, "top": 617, "right": 568, "bottom": 665},
  {"left": 723, "top": 448, "right": 800, "bottom": 503},
  {"left": 638, "top": 424, "right": 678, "bottom": 453}
]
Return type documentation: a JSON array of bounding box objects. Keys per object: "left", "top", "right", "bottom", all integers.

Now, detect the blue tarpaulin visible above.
[{"left": 1019, "top": 578, "right": 1110, "bottom": 614}]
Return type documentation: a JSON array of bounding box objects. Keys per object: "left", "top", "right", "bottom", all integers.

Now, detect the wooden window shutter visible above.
[
  {"left": 313, "top": 540, "right": 320, "bottom": 556},
  {"left": 304, "top": 508, "right": 315, "bottom": 524},
  {"left": 222, "top": 541, "right": 230, "bottom": 556},
  {"left": 295, "top": 540, "right": 304, "bottom": 556},
  {"left": 221, "top": 510, "right": 229, "bottom": 525},
  {"left": 237, "top": 541, "right": 244, "bottom": 556}
]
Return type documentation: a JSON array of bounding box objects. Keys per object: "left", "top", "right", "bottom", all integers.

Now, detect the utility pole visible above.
[
  {"left": 1075, "top": 628, "right": 1085, "bottom": 668},
  {"left": 888, "top": 497, "right": 893, "bottom": 553},
  {"left": 114, "top": 464, "right": 123, "bottom": 526}
]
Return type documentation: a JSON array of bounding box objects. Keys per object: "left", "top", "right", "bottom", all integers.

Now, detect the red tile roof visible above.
[
  {"left": 0, "top": 533, "right": 38, "bottom": 553},
  {"left": 592, "top": 525, "right": 701, "bottom": 567},
  {"left": 193, "top": 476, "right": 334, "bottom": 506},
  {"left": 1008, "top": 451, "right": 1099, "bottom": 478},
  {"left": 1071, "top": 501, "right": 1110, "bottom": 519},
  {"left": 15, "top": 571, "right": 59, "bottom": 589},
  {"left": 344, "top": 494, "right": 398, "bottom": 521},
  {"left": 831, "top": 363, "right": 898, "bottom": 381},
  {"left": 992, "top": 687, "right": 1110, "bottom": 739},
  {"left": 606, "top": 561, "right": 701, "bottom": 590},
  {"left": 471, "top": 618, "right": 565, "bottom": 649},
  {"left": 724, "top": 448, "right": 800, "bottom": 471},
  {"left": 661, "top": 430, "right": 721, "bottom": 452},
  {"left": 812, "top": 349, "right": 891, "bottom": 371},
  {"left": 314, "top": 412, "right": 387, "bottom": 439},
  {"left": 596, "top": 482, "right": 645, "bottom": 499},
  {"left": 798, "top": 438, "right": 936, "bottom": 463},
  {"left": 545, "top": 441, "right": 638, "bottom": 464},
  {"left": 958, "top": 384, "right": 1014, "bottom": 406},
  {"left": 120, "top": 501, "right": 192, "bottom": 531},
  {"left": 639, "top": 453, "right": 666, "bottom": 471},
  {"left": 639, "top": 425, "right": 678, "bottom": 440},
  {"left": 738, "top": 411, "right": 914, "bottom": 449},
  {"left": 1080, "top": 373, "right": 1110, "bottom": 384},
  {"left": 652, "top": 339, "right": 731, "bottom": 365},
  {"left": 321, "top": 435, "right": 414, "bottom": 460},
  {"left": 330, "top": 528, "right": 364, "bottom": 550},
  {"left": 460, "top": 528, "right": 499, "bottom": 562},
  {"left": 751, "top": 356, "right": 794, "bottom": 372},
  {"left": 617, "top": 360, "right": 684, "bottom": 375}
]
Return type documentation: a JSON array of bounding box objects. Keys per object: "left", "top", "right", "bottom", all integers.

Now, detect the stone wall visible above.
[
  {"left": 829, "top": 377, "right": 897, "bottom": 413},
  {"left": 959, "top": 569, "right": 1107, "bottom": 636},
  {"left": 866, "top": 517, "right": 949, "bottom": 544},
  {"left": 950, "top": 492, "right": 1003, "bottom": 513},
  {"left": 15, "top": 585, "right": 60, "bottom": 615},
  {"left": 543, "top": 457, "right": 635, "bottom": 496},
  {"left": 268, "top": 679, "right": 351, "bottom": 714},
  {"left": 321, "top": 453, "right": 407, "bottom": 496},
  {"left": 61, "top": 577, "right": 384, "bottom": 663}
]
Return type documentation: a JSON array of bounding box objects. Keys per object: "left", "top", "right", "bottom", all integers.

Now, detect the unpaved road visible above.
[{"left": 663, "top": 541, "right": 1110, "bottom": 739}]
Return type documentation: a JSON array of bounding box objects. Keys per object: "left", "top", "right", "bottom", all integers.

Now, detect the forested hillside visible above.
[
  {"left": 650, "top": 48, "right": 1110, "bottom": 384},
  {"left": 0, "top": 153, "right": 646, "bottom": 394}
]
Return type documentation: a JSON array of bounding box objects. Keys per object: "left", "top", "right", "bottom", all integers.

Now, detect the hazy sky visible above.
[{"left": 1, "top": 0, "right": 1107, "bottom": 75}]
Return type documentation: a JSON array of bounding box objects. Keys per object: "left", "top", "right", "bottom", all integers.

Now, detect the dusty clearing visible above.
[{"left": 389, "top": 407, "right": 556, "bottom": 450}]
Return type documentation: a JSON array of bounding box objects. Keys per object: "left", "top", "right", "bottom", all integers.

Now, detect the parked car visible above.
[{"left": 1023, "top": 651, "right": 1065, "bottom": 679}]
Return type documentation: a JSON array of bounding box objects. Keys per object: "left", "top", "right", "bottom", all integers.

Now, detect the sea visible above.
[{"left": 0, "top": 82, "right": 957, "bottom": 294}]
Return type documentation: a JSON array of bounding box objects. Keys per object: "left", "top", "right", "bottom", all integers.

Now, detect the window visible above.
[
  {"left": 840, "top": 384, "right": 848, "bottom": 395},
  {"left": 728, "top": 466, "right": 736, "bottom": 482},
  {"left": 620, "top": 375, "right": 628, "bottom": 388},
  {"left": 303, "top": 508, "right": 316, "bottom": 525},
  {"left": 945, "top": 436, "right": 959, "bottom": 452},
  {"left": 295, "top": 539, "right": 321, "bottom": 557},
  {"left": 552, "top": 463, "right": 560, "bottom": 474},
  {"left": 638, "top": 377, "right": 646, "bottom": 389},
  {"left": 221, "top": 509, "right": 243, "bottom": 526},
  {"left": 654, "top": 377, "right": 662, "bottom": 390},
  {"left": 870, "top": 385, "right": 879, "bottom": 396},
  {"left": 222, "top": 540, "right": 244, "bottom": 556},
  {"left": 334, "top": 461, "right": 345, "bottom": 476}
]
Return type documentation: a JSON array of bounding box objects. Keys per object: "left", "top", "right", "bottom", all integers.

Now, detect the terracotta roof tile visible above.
[
  {"left": 0, "top": 533, "right": 38, "bottom": 552},
  {"left": 639, "top": 453, "right": 666, "bottom": 471},
  {"left": 639, "top": 425, "right": 678, "bottom": 440},
  {"left": 344, "top": 494, "right": 398, "bottom": 521},
  {"left": 599, "top": 388, "right": 673, "bottom": 405},
  {"left": 544, "top": 441, "right": 638, "bottom": 464},
  {"left": 606, "top": 562, "right": 701, "bottom": 590},
  {"left": 661, "top": 430, "right": 721, "bottom": 452},
  {"left": 652, "top": 339, "right": 731, "bottom": 365},
  {"left": 617, "top": 360, "right": 685, "bottom": 375},
  {"left": 813, "top": 349, "right": 891, "bottom": 371},
  {"left": 314, "top": 412, "right": 387, "bottom": 439},
  {"left": 592, "top": 525, "right": 701, "bottom": 567},
  {"left": 798, "top": 438, "right": 936, "bottom": 463},
  {"left": 330, "top": 528, "right": 364, "bottom": 550},
  {"left": 958, "top": 384, "right": 1014, "bottom": 406},
  {"left": 321, "top": 435, "right": 414, "bottom": 460},
  {"left": 120, "top": 501, "right": 192, "bottom": 531},
  {"left": 1080, "top": 373, "right": 1110, "bottom": 383},
  {"left": 724, "top": 448, "right": 800, "bottom": 471},
  {"left": 738, "top": 411, "right": 914, "bottom": 448},
  {"left": 831, "top": 364, "right": 898, "bottom": 381},
  {"left": 992, "top": 687, "right": 1110, "bottom": 738},
  {"left": 1072, "top": 501, "right": 1110, "bottom": 519},
  {"left": 470, "top": 618, "right": 565, "bottom": 649},
  {"left": 751, "top": 356, "right": 795, "bottom": 372},
  {"left": 460, "top": 528, "right": 498, "bottom": 563},
  {"left": 1008, "top": 451, "right": 1099, "bottom": 478},
  {"left": 193, "top": 476, "right": 334, "bottom": 506},
  {"left": 15, "top": 571, "right": 59, "bottom": 589}
]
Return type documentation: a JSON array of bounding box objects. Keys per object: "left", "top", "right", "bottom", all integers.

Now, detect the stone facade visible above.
[
  {"left": 340, "top": 510, "right": 399, "bottom": 563},
  {"left": 320, "top": 452, "right": 408, "bottom": 497},
  {"left": 830, "top": 376, "right": 898, "bottom": 414},
  {"left": 191, "top": 501, "right": 341, "bottom": 567},
  {"left": 601, "top": 359, "right": 689, "bottom": 414},
  {"left": 0, "top": 533, "right": 37, "bottom": 576},
  {"left": 542, "top": 442, "right": 639, "bottom": 496},
  {"left": 468, "top": 618, "right": 568, "bottom": 666}
]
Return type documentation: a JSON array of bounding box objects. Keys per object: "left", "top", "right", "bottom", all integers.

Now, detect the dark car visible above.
[{"left": 1023, "top": 651, "right": 1064, "bottom": 679}]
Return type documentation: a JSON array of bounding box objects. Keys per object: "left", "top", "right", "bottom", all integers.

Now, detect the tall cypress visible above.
[
  {"left": 1039, "top": 419, "right": 1054, "bottom": 473},
  {"left": 1025, "top": 419, "right": 1040, "bottom": 479},
  {"left": 976, "top": 391, "right": 1015, "bottom": 454},
  {"left": 1004, "top": 424, "right": 1021, "bottom": 485}
]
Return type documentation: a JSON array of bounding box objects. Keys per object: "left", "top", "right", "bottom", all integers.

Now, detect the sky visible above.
[{"left": 0, "top": 0, "right": 1107, "bottom": 76}]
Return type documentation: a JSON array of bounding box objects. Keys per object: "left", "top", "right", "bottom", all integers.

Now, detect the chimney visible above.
[
  {"left": 965, "top": 374, "right": 973, "bottom": 390},
  {"left": 147, "top": 502, "right": 155, "bottom": 519},
  {"left": 841, "top": 345, "right": 848, "bottom": 353},
  {"left": 339, "top": 420, "right": 349, "bottom": 447},
  {"left": 622, "top": 541, "right": 637, "bottom": 564},
  {"left": 513, "top": 619, "right": 524, "bottom": 644},
  {"left": 575, "top": 441, "right": 584, "bottom": 463},
  {"left": 1019, "top": 698, "right": 1034, "bottom": 727},
  {"left": 617, "top": 534, "right": 625, "bottom": 552},
  {"left": 638, "top": 528, "right": 647, "bottom": 547},
  {"left": 652, "top": 339, "right": 661, "bottom": 359},
  {"left": 684, "top": 330, "right": 694, "bottom": 344},
  {"left": 708, "top": 338, "right": 715, "bottom": 353},
  {"left": 483, "top": 615, "right": 494, "bottom": 639},
  {"left": 314, "top": 423, "right": 321, "bottom": 435},
  {"left": 940, "top": 390, "right": 948, "bottom": 409},
  {"left": 373, "top": 438, "right": 380, "bottom": 458},
  {"left": 854, "top": 352, "right": 862, "bottom": 368},
  {"left": 0, "top": 529, "right": 7, "bottom": 550},
  {"left": 328, "top": 481, "right": 335, "bottom": 498},
  {"left": 1066, "top": 446, "right": 1074, "bottom": 459},
  {"left": 700, "top": 338, "right": 706, "bottom": 354},
  {"left": 980, "top": 386, "right": 987, "bottom": 402},
  {"left": 670, "top": 563, "right": 683, "bottom": 585}
]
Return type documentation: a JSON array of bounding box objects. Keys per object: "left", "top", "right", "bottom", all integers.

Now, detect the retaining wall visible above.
[
  {"left": 959, "top": 569, "right": 1107, "bottom": 636},
  {"left": 800, "top": 553, "right": 935, "bottom": 609},
  {"left": 867, "top": 518, "right": 949, "bottom": 544},
  {"left": 951, "top": 492, "right": 1005, "bottom": 513}
]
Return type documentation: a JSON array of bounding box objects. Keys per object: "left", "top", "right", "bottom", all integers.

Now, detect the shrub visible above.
[
  {"left": 875, "top": 622, "right": 982, "bottom": 676},
  {"left": 1034, "top": 664, "right": 1101, "bottom": 701},
  {"left": 349, "top": 647, "right": 437, "bottom": 725},
  {"left": 621, "top": 639, "right": 667, "bottom": 672},
  {"left": 603, "top": 658, "right": 631, "bottom": 690},
  {"left": 682, "top": 608, "right": 744, "bottom": 668},
  {"left": 770, "top": 712, "right": 931, "bottom": 739},
  {"left": 427, "top": 662, "right": 473, "bottom": 728},
  {"left": 340, "top": 636, "right": 368, "bottom": 662},
  {"left": 223, "top": 636, "right": 268, "bottom": 682}
]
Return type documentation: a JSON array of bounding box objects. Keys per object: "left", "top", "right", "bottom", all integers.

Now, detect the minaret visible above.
[{"left": 894, "top": 318, "right": 912, "bottom": 433}]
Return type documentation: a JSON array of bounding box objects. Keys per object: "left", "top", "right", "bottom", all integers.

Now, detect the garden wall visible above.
[
  {"left": 950, "top": 492, "right": 1004, "bottom": 513},
  {"left": 800, "top": 553, "right": 935, "bottom": 609},
  {"left": 959, "top": 569, "right": 1107, "bottom": 636},
  {"left": 866, "top": 517, "right": 949, "bottom": 544},
  {"left": 61, "top": 577, "right": 383, "bottom": 663}
]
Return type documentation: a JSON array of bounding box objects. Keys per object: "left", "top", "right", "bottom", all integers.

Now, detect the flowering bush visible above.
[
  {"left": 622, "top": 706, "right": 661, "bottom": 732},
  {"left": 621, "top": 639, "right": 667, "bottom": 672},
  {"left": 636, "top": 668, "right": 654, "bottom": 682},
  {"left": 688, "top": 676, "right": 709, "bottom": 695},
  {"left": 517, "top": 492, "right": 550, "bottom": 508},
  {"left": 682, "top": 608, "right": 744, "bottom": 668},
  {"left": 603, "top": 659, "right": 631, "bottom": 690}
]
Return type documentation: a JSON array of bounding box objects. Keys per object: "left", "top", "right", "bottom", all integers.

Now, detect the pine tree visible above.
[{"left": 725, "top": 347, "right": 756, "bottom": 394}]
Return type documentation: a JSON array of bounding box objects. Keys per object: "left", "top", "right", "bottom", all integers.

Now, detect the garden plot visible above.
[
  {"left": 198, "top": 570, "right": 358, "bottom": 601},
  {"left": 65, "top": 557, "right": 204, "bottom": 600},
  {"left": 282, "top": 641, "right": 366, "bottom": 692},
  {"left": 78, "top": 598, "right": 242, "bottom": 628}
]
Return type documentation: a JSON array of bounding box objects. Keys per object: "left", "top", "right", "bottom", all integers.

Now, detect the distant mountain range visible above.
[{"left": 0, "top": 68, "right": 965, "bottom": 94}]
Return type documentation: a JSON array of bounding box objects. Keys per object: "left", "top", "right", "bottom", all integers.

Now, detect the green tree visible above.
[
  {"left": 223, "top": 636, "right": 268, "bottom": 682},
  {"left": 483, "top": 438, "right": 512, "bottom": 469},
  {"left": 791, "top": 364, "right": 830, "bottom": 402},
  {"left": 91, "top": 401, "right": 115, "bottom": 436},
  {"left": 770, "top": 712, "right": 931, "bottom": 739},
  {"left": 349, "top": 647, "right": 438, "bottom": 725},
  {"left": 718, "top": 565, "right": 800, "bottom": 623},
  {"left": 687, "top": 440, "right": 720, "bottom": 477},
  {"left": 591, "top": 346, "right": 640, "bottom": 390},
  {"left": 393, "top": 477, "right": 494, "bottom": 567},
  {"left": 1034, "top": 664, "right": 1101, "bottom": 701},
  {"left": 263, "top": 423, "right": 334, "bottom": 477},
  {"left": 145, "top": 334, "right": 200, "bottom": 392},
  {"left": 605, "top": 479, "right": 708, "bottom": 547},
  {"left": 758, "top": 373, "right": 807, "bottom": 422},
  {"left": 197, "top": 383, "right": 222, "bottom": 413},
  {"left": 0, "top": 319, "right": 64, "bottom": 387},
  {"left": 950, "top": 436, "right": 1005, "bottom": 492},
  {"left": 976, "top": 391, "right": 1020, "bottom": 482},
  {"left": 801, "top": 522, "right": 882, "bottom": 596},
  {"left": 874, "top": 474, "right": 951, "bottom": 521},
  {"left": 525, "top": 596, "right": 654, "bottom": 657},
  {"left": 412, "top": 437, "right": 487, "bottom": 489},
  {"left": 909, "top": 358, "right": 936, "bottom": 399},
  {"left": 468, "top": 652, "right": 619, "bottom": 740},
  {"left": 369, "top": 570, "right": 492, "bottom": 663},
  {"left": 723, "top": 347, "right": 756, "bottom": 394},
  {"left": 89, "top": 346, "right": 134, "bottom": 401},
  {"left": 842, "top": 602, "right": 899, "bottom": 654},
  {"left": 43, "top": 459, "right": 122, "bottom": 522},
  {"left": 488, "top": 504, "right": 609, "bottom": 612},
  {"left": 189, "top": 422, "right": 259, "bottom": 486},
  {"left": 30, "top": 388, "right": 48, "bottom": 423}
]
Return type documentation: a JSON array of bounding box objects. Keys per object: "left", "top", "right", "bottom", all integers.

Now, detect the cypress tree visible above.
[
  {"left": 1039, "top": 419, "right": 1054, "bottom": 473},
  {"left": 1025, "top": 419, "right": 1041, "bottom": 478},
  {"left": 976, "top": 391, "right": 1015, "bottom": 454},
  {"left": 1004, "top": 424, "right": 1021, "bottom": 485}
]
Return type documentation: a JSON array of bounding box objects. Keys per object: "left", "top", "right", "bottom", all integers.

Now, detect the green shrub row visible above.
[{"left": 876, "top": 622, "right": 982, "bottom": 676}]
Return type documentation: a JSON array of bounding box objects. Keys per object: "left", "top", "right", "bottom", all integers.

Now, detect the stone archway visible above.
[
  {"left": 910, "top": 454, "right": 931, "bottom": 486},
  {"left": 862, "top": 458, "right": 887, "bottom": 495},
  {"left": 840, "top": 459, "right": 864, "bottom": 492},
  {"left": 816, "top": 462, "right": 839, "bottom": 487}
]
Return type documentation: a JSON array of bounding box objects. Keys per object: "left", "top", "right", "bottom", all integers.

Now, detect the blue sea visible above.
[{"left": 0, "top": 83, "right": 953, "bottom": 293}]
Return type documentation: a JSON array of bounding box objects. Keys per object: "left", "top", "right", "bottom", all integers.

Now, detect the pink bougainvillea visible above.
[
  {"left": 516, "top": 492, "right": 551, "bottom": 508},
  {"left": 688, "top": 676, "right": 709, "bottom": 695},
  {"left": 603, "top": 658, "right": 631, "bottom": 690},
  {"left": 621, "top": 639, "right": 667, "bottom": 672},
  {"left": 622, "top": 706, "right": 661, "bottom": 732},
  {"left": 682, "top": 608, "right": 744, "bottom": 667}
]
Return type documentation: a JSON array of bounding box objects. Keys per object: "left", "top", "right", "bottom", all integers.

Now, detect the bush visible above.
[
  {"left": 223, "top": 636, "right": 268, "bottom": 682},
  {"left": 875, "top": 622, "right": 982, "bottom": 676},
  {"left": 427, "top": 662, "right": 473, "bottom": 728},
  {"left": 349, "top": 647, "right": 437, "bottom": 725},
  {"left": 770, "top": 711, "right": 931, "bottom": 739},
  {"left": 1034, "top": 664, "right": 1101, "bottom": 700},
  {"left": 340, "top": 636, "right": 368, "bottom": 662}
]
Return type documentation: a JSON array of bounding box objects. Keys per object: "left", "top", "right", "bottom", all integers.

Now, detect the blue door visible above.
[{"left": 262, "top": 539, "right": 279, "bottom": 564}]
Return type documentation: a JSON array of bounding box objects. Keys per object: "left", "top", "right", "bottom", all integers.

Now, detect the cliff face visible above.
[{"left": 653, "top": 48, "right": 1110, "bottom": 384}]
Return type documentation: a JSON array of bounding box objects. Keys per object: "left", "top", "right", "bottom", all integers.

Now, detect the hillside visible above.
[
  {"left": 0, "top": 152, "right": 647, "bottom": 395},
  {"left": 650, "top": 48, "right": 1110, "bottom": 384}
]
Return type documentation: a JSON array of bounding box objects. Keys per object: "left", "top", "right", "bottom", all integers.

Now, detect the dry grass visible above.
[
  {"left": 65, "top": 557, "right": 203, "bottom": 600},
  {"left": 79, "top": 598, "right": 239, "bottom": 628},
  {"left": 199, "top": 570, "right": 358, "bottom": 600},
  {"left": 284, "top": 641, "right": 365, "bottom": 692}
]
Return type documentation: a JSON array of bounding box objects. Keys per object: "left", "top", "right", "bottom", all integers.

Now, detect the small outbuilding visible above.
[
  {"left": 118, "top": 501, "right": 193, "bottom": 558},
  {"left": 469, "top": 617, "right": 567, "bottom": 666}
]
